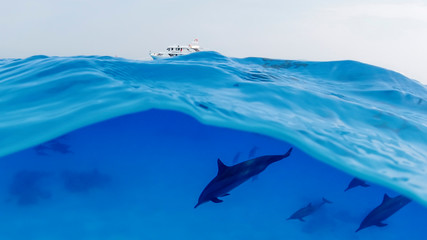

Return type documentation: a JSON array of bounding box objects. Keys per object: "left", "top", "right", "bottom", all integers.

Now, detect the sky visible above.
[{"left": 1, "top": 0, "right": 427, "bottom": 84}]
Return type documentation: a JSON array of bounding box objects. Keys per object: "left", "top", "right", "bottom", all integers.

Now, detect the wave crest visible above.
[{"left": 1, "top": 52, "right": 426, "bottom": 205}]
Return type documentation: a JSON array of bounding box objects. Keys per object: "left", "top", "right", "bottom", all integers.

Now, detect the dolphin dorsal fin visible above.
[
  {"left": 382, "top": 194, "right": 391, "bottom": 203},
  {"left": 217, "top": 158, "right": 229, "bottom": 175}
]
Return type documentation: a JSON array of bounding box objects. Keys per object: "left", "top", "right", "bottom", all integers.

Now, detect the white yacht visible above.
[{"left": 150, "top": 39, "right": 202, "bottom": 59}]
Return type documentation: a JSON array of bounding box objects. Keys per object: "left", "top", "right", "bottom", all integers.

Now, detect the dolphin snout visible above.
[{"left": 194, "top": 201, "right": 203, "bottom": 208}]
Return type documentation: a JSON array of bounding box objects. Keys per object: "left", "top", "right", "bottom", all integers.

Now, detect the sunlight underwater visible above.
[{"left": 0, "top": 52, "right": 426, "bottom": 205}]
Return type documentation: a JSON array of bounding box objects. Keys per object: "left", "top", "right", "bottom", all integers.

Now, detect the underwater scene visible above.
[{"left": 0, "top": 52, "right": 426, "bottom": 239}]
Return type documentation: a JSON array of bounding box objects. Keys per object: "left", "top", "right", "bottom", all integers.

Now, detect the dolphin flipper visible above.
[
  {"left": 376, "top": 222, "right": 388, "bottom": 227},
  {"left": 211, "top": 197, "right": 223, "bottom": 203},
  {"left": 299, "top": 218, "right": 305, "bottom": 222}
]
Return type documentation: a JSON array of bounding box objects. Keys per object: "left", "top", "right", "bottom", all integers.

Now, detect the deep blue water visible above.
[{"left": 0, "top": 52, "right": 426, "bottom": 239}]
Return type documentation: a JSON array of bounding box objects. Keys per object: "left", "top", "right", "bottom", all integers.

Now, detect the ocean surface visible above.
[{"left": 0, "top": 52, "right": 426, "bottom": 239}]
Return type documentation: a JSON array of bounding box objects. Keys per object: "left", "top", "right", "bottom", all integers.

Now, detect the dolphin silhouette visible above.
[
  {"left": 345, "top": 177, "right": 370, "bottom": 192},
  {"left": 356, "top": 194, "right": 411, "bottom": 232},
  {"left": 248, "top": 146, "right": 259, "bottom": 158},
  {"left": 232, "top": 152, "right": 241, "bottom": 164},
  {"left": 287, "top": 197, "right": 332, "bottom": 222},
  {"left": 194, "top": 147, "right": 293, "bottom": 208}
]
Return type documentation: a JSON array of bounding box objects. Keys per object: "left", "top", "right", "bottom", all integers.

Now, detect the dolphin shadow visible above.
[
  {"left": 61, "top": 169, "right": 111, "bottom": 193},
  {"left": 8, "top": 170, "right": 52, "bottom": 206},
  {"left": 34, "top": 136, "right": 73, "bottom": 156}
]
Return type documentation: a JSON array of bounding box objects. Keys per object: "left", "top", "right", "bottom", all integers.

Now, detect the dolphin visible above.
[
  {"left": 194, "top": 147, "right": 293, "bottom": 208},
  {"left": 248, "top": 146, "right": 259, "bottom": 158},
  {"left": 345, "top": 177, "right": 370, "bottom": 192},
  {"left": 356, "top": 194, "right": 411, "bottom": 232},
  {"left": 232, "top": 152, "right": 241, "bottom": 164},
  {"left": 287, "top": 197, "right": 333, "bottom": 222}
]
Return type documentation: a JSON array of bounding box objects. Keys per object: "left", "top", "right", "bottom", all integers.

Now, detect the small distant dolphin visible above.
[
  {"left": 194, "top": 147, "right": 293, "bottom": 208},
  {"left": 248, "top": 146, "right": 259, "bottom": 158},
  {"left": 232, "top": 152, "right": 241, "bottom": 164},
  {"left": 345, "top": 177, "right": 370, "bottom": 192},
  {"left": 356, "top": 194, "right": 411, "bottom": 232},
  {"left": 287, "top": 197, "right": 333, "bottom": 222}
]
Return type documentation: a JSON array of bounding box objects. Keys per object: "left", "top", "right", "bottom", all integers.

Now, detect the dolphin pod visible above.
[
  {"left": 287, "top": 197, "right": 333, "bottom": 222},
  {"left": 194, "top": 147, "right": 293, "bottom": 208},
  {"left": 194, "top": 147, "right": 412, "bottom": 233},
  {"left": 356, "top": 194, "right": 411, "bottom": 232}
]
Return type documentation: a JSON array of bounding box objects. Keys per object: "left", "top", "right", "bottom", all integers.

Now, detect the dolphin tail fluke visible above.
[
  {"left": 267, "top": 147, "right": 293, "bottom": 164},
  {"left": 322, "top": 197, "right": 333, "bottom": 204},
  {"left": 283, "top": 147, "right": 293, "bottom": 158}
]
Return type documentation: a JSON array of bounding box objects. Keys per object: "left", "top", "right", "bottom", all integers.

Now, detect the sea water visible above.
[{"left": 0, "top": 52, "right": 426, "bottom": 239}]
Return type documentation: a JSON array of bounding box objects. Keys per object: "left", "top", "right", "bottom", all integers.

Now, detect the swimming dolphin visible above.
[
  {"left": 345, "top": 177, "right": 370, "bottom": 192},
  {"left": 232, "top": 152, "right": 241, "bottom": 164},
  {"left": 248, "top": 146, "right": 259, "bottom": 158},
  {"left": 356, "top": 194, "right": 411, "bottom": 232},
  {"left": 287, "top": 197, "right": 332, "bottom": 222},
  {"left": 194, "top": 147, "right": 293, "bottom": 208}
]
